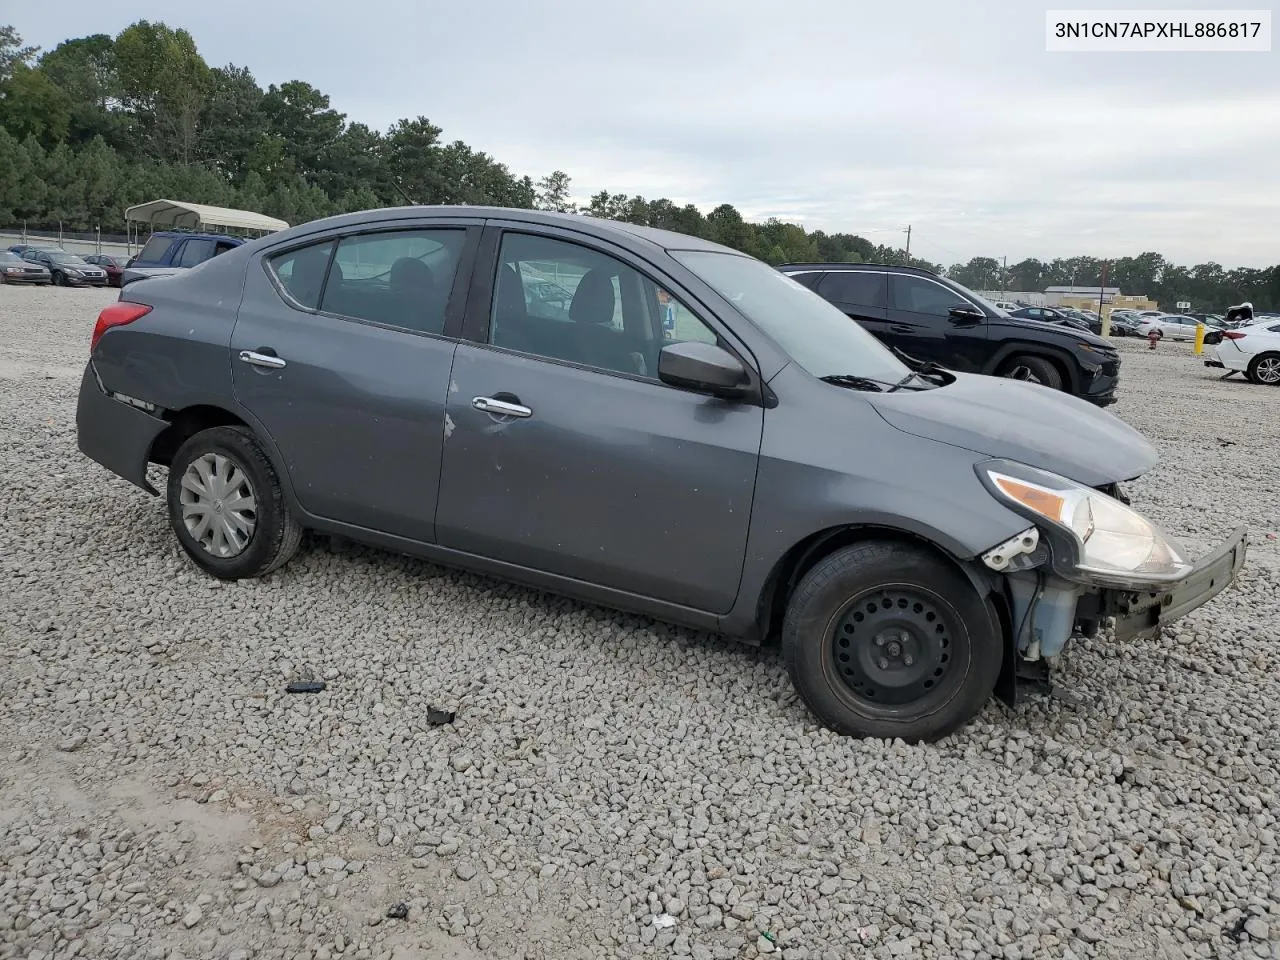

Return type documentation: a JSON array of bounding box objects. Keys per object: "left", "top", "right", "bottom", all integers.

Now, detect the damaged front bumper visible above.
[
  {"left": 1110, "top": 525, "right": 1248, "bottom": 641},
  {"left": 989, "top": 525, "right": 1247, "bottom": 702}
]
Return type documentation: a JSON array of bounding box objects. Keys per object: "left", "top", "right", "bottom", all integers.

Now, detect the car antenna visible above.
[{"left": 390, "top": 178, "right": 419, "bottom": 207}]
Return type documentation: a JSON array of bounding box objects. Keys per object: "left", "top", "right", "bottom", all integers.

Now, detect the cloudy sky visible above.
[{"left": 11, "top": 1, "right": 1280, "bottom": 268}]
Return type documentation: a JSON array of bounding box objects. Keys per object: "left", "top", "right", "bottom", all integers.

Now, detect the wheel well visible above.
[
  {"left": 756, "top": 525, "right": 987, "bottom": 646},
  {"left": 150, "top": 405, "right": 248, "bottom": 467},
  {"left": 994, "top": 349, "right": 1074, "bottom": 392}
]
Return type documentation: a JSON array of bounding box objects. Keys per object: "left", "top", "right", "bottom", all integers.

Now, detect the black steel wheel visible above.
[
  {"left": 782, "top": 540, "right": 1002, "bottom": 741},
  {"left": 830, "top": 586, "right": 957, "bottom": 707}
]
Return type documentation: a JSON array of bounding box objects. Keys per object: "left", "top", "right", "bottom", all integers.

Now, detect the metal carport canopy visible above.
[{"left": 124, "top": 199, "right": 289, "bottom": 234}]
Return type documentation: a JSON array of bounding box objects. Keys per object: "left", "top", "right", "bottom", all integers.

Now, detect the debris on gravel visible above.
[{"left": 1, "top": 286, "right": 1278, "bottom": 960}]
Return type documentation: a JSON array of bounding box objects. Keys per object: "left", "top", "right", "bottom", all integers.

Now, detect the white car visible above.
[
  {"left": 1136, "top": 314, "right": 1203, "bottom": 341},
  {"left": 1208, "top": 321, "right": 1280, "bottom": 384}
]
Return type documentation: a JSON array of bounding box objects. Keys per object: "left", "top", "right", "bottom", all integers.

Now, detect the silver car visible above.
[{"left": 75, "top": 206, "right": 1247, "bottom": 741}]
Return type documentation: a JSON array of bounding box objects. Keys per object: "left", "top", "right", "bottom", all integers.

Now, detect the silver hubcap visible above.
[
  {"left": 179, "top": 453, "right": 257, "bottom": 558},
  {"left": 1257, "top": 358, "right": 1280, "bottom": 384},
  {"left": 1006, "top": 365, "right": 1042, "bottom": 384}
]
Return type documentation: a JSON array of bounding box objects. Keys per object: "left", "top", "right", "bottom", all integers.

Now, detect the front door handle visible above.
[
  {"left": 889, "top": 324, "right": 914, "bottom": 334},
  {"left": 239, "top": 350, "right": 286, "bottom": 369},
  {"left": 472, "top": 396, "right": 532, "bottom": 418}
]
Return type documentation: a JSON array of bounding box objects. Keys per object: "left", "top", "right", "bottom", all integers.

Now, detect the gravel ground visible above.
[{"left": 2, "top": 285, "right": 1278, "bottom": 960}]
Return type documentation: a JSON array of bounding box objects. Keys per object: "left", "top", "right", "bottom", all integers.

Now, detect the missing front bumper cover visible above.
[
  {"left": 982, "top": 527, "right": 1042, "bottom": 572},
  {"left": 1111, "top": 525, "right": 1248, "bottom": 641}
]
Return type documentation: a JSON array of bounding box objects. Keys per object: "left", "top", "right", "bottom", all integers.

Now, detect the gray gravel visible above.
[{"left": 2, "top": 284, "right": 1279, "bottom": 960}]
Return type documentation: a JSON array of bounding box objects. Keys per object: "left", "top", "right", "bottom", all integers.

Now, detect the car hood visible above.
[
  {"left": 1003, "top": 315, "right": 1110, "bottom": 347},
  {"left": 868, "top": 373, "right": 1155, "bottom": 486}
]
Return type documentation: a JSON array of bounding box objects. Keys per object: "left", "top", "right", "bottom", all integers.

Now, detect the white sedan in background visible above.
[
  {"left": 1136, "top": 314, "right": 1203, "bottom": 341},
  {"left": 1207, "top": 322, "right": 1280, "bottom": 384}
]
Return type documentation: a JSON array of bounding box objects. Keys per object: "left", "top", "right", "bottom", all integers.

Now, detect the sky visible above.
[{"left": 10, "top": 0, "right": 1280, "bottom": 268}]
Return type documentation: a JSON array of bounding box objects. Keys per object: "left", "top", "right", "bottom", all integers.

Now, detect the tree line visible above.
[
  {"left": 947, "top": 253, "right": 1278, "bottom": 315},
  {"left": 1, "top": 22, "right": 1275, "bottom": 310}
]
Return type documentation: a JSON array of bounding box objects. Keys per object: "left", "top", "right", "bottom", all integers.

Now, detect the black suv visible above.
[{"left": 780, "top": 264, "right": 1121, "bottom": 406}]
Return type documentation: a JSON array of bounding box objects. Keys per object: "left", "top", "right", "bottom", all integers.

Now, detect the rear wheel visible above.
[
  {"left": 166, "top": 426, "right": 303, "bottom": 580},
  {"left": 1247, "top": 353, "right": 1280, "bottom": 386},
  {"left": 999, "top": 354, "right": 1063, "bottom": 391},
  {"left": 782, "top": 540, "right": 1002, "bottom": 742}
]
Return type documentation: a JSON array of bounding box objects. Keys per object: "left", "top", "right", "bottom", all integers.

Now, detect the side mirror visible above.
[
  {"left": 948, "top": 304, "right": 985, "bottom": 324},
  {"left": 658, "top": 341, "right": 750, "bottom": 398}
]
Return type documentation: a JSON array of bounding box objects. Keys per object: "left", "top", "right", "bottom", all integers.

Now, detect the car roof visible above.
[
  {"left": 261, "top": 206, "right": 739, "bottom": 257},
  {"left": 149, "top": 230, "right": 242, "bottom": 242}
]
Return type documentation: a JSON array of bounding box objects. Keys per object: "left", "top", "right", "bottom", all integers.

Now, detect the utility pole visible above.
[
  {"left": 904, "top": 225, "right": 911, "bottom": 263},
  {"left": 1099, "top": 261, "right": 1110, "bottom": 337},
  {"left": 1002, "top": 256, "right": 1008, "bottom": 299}
]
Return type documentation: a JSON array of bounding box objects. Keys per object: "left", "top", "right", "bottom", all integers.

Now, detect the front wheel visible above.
[
  {"left": 999, "top": 354, "right": 1063, "bottom": 391},
  {"left": 51, "top": 271, "right": 64, "bottom": 286},
  {"left": 782, "top": 541, "right": 1002, "bottom": 742},
  {"left": 166, "top": 425, "right": 303, "bottom": 580}
]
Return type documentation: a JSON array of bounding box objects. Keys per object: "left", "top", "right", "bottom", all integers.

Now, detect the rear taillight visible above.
[
  {"left": 91, "top": 302, "right": 152, "bottom": 352},
  {"left": 1223, "top": 331, "right": 1247, "bottom": 340}
]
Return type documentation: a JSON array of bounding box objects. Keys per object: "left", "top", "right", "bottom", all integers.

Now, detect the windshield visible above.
[
  {"left": 958, "top": 285, "right": 1012, "bottom": 317},
  {"left": 672, "top": 251, "right": 911, "bottom": 382},
  {"left": 53, "top": 255, "right": 87, "bottom": 265}
]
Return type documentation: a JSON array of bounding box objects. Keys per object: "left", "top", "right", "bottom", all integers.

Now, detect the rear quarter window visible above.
[
  {"left": 137, "top": 235, "right": 174, "bottom": 263},
  {"left": 267, "top": 241, "right": 337, "bottom": 310}
]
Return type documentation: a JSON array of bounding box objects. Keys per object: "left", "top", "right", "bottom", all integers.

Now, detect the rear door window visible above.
[
  {"left": 787, "top": 271, "right": 824, "bottom": 291},
  {"left": 818, "top": 271, "right": 887, "bottom": 308},
  {"left": 177, "top": 239, "right": 216, "bottom": 267},
  {"left": 321, "top": 229, "right": 467, "bottom": 336}
]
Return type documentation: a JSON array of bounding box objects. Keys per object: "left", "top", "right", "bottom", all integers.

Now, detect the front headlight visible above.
[{"left": 984, "top": 466, "right": 1190, "bottom": 584}]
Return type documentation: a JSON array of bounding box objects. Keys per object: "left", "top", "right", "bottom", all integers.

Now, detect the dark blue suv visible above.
[{"left": 122, "top": 231, "right": 245, "bottom": 286}]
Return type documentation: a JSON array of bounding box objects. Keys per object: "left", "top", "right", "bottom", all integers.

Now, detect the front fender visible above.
[
  {"left": 721, "top": 364, "right": 1032, "bottom": 638},
  {"left": 982, "top": 341, "right": 1080, "bottom": 392}
]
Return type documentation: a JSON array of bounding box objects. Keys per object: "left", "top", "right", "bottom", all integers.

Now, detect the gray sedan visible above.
[{"left": 75, "top": 206, "right": 1246, "bottom": 741}]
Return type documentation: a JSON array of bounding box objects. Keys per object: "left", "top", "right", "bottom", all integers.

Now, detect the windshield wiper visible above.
[
  {"left": 887, "top": 360, "right": 943, "bottom": 392},
  {"left": 819, "top": 374, "right": 886, "bottom": 392}
]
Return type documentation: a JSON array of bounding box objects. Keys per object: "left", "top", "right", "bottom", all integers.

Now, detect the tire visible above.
[
  {"left": 1000, "top": 354, "right": 1064, "bottom": 391},
  {"left": 166, "top": 425, "right": 303, "bottom": 580},
  {"left": 51, "top": 271, "right": 64, "bottom": 286},
  {"left": 781, "top": 540, "right": 1002, "bottom": 742},
  {"left": 1247, "top": 353, "right": 1280, "bottom": 386}
]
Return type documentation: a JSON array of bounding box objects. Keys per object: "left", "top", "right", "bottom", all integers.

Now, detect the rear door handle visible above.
[
  {"left": 239, "top": 350, "right": 287, "bottom": 369},
  {"left": 472, "top": 396, "right": 532, "bottom": 418},
  {"left": 889, "top": 324, "right": 914, "bottom": 334}
]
